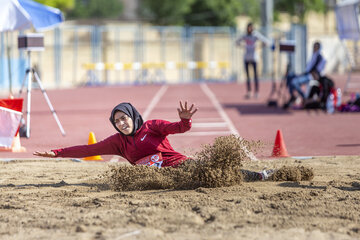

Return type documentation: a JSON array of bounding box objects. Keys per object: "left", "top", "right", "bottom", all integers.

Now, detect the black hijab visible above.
[{"left": 109, "top": 102, "right": 144, "bottom": 136}]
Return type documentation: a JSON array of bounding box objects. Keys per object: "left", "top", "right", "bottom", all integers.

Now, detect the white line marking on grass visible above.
[
  {"left": 142, "top": 85, "right": 168, "bottom": 120},
  {"left": 200, "top": 83, "right": 257, "bottom": 161}
]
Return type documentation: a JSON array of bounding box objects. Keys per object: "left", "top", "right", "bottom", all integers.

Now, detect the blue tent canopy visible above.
[
  {"left": 0, "top": 0, "right": 64, "bottom": 92},
  {"left": 0, "top": 0, "right": 64, "bottom": 32},
  {"left": 18, "top": 0, "right": 64, "bottom": 31}
]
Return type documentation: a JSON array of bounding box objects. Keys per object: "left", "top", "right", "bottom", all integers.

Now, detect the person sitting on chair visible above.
[{"left": 283, "top": 41, "right": 326, "bottom": 109}]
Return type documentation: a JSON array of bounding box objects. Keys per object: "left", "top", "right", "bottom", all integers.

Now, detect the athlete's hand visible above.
[
  {"left": 33, "top": 151, "right": 56, "bottom": 158},
  {"left": 177, "top": 101, "right": 198, "bottom": 119}
]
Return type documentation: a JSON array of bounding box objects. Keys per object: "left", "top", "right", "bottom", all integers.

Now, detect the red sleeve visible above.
[
  {"left": 148, "top": 118, "right": 192, "bottom": 136},
  {"left": 52, "top": 134, "right": 122, "bottom": 158}
]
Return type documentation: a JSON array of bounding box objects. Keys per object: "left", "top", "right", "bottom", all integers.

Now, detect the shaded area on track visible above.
[{"left": 223, "top": 103, "right": 291, "bottom": 115}]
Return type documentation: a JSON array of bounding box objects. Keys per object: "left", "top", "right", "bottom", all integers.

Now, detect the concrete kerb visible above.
[{"left": 0, "top": 158, "right": 83, "bottom": 163}]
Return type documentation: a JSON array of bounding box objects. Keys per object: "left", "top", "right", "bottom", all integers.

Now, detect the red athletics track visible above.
[{"left": 0, "top": 73, "right": 359, "bottom": 160}]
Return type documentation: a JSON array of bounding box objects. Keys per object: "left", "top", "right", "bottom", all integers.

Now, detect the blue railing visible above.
[{"left": 0, "top": 24, "right": 293, "bottom": 92}]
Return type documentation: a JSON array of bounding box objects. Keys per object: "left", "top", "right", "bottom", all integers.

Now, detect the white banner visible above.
[
  {"left": 0, "top": 106, "right": 22, "bottom": 147},
  {"left": 336, "top": 0, "right": 360, "bottom": 40}
]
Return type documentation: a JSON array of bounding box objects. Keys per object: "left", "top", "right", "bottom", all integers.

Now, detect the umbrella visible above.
[{"left": 0, "top": 0, "right": 64, "bottom": 93}]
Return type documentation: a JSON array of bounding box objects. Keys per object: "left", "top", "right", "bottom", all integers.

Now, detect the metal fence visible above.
[{"left": 0, "top": 24, "right": 299, "bottom": 92}]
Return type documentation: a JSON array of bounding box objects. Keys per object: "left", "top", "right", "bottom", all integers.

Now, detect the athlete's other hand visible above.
[
  {"left": 33, "top": 151, "right": 56, "bottom": 158},
  {"left": 177, "top": 101, "right": 198, "bottom": 119}
]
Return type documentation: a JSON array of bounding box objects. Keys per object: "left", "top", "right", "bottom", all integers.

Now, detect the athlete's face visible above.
[{"left": 114, "top": 111, "right": 134, "bottom": 135}]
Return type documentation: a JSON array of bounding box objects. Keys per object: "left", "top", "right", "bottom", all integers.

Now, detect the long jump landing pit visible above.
[{"left": 0, "top": 155, "right": 359, "bottom": 239}]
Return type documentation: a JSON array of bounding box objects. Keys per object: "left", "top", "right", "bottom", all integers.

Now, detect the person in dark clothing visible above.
[{"left": 283, "top": 41, "right": 326, "bottom": 109}]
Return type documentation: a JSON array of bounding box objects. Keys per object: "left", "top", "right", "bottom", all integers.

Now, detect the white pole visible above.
[
  {"left": 26, "top": 52, "right": 32, "bottom": 138},
  {"left": 6, "top": 32, "right": 12, "bottom": 95},
  {"left": 261, "top": 0, "right": 274, "bottom": 77}
]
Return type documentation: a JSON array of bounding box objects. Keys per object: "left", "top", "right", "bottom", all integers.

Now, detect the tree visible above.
[
  {"left": 139, "top": 0, "right": 195, "bottom": 25},
  {"left": 66, "top": 0, "right": 123, "bottom": 19},
  {"left": 274, "top": 0, "right": 326, "bottom": 24},
  {"left": 236, "top": 0, "right": 261, "bottom": 24},
  {"left": 139, "top": 0, "right": 245, "bottom": 26},
  {"left": 35, "top": 0, "right": 74, "bottom": 12},
  {"left": 183, "top": 0, "right": 242, "bottom": 26}
]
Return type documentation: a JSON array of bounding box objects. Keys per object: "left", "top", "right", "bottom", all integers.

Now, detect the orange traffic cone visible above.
[
  {"left": 0, "top": 133, "right": 26, "bottom": 152},
  {"left": 83, "top": 132, "right": 103, "bottom": 161},
  {"left": 271, "top": 130, "right": 289, "bottom": 157},
  {"left": 11, "top": 133, "right": 26, "bottom": 152}
]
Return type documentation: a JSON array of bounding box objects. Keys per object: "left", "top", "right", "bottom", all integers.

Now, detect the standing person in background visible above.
[{"left": 236, "top": 22, "right": 273, "bottom": 99}]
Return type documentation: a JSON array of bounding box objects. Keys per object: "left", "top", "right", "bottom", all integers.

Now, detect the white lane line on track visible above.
[
  {"left": 200, "top": 83, "right": 239, "bottom": 135},
  {"left": 172, "top": 131, "right": 232, "bottom": 136},
  {"left": 200, "top": 83, "right": 257, "bottom": 161},
  {"left": 192, "top": 122, "right": 228, "bottom": 128},
  {"left": 142, "top": 85, "right": 168, "bottom": 121},
  {"left": 166, "top": 118, "right": 224, "bottom": 123}
]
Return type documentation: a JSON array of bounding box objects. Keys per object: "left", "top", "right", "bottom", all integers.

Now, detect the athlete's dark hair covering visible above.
[{"left": 109, "top": 102, "right": 144, "bottom": 136}]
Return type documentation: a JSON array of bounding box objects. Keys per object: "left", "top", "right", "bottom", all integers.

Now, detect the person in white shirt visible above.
[{"left": 236, "top": 22, "right": 273, "bottom": 99}]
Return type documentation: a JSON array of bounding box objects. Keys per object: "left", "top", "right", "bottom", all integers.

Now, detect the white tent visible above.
[
  {"left": 0, "top": 0, "right": 64, "bottom": 32},
  {"left": 0, "top": 0, "right": 64, "bottom": 93}
]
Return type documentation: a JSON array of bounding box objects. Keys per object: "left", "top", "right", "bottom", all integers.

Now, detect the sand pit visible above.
[{"left": 0, "top": 155, "right": 359, "bottom": 240}]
